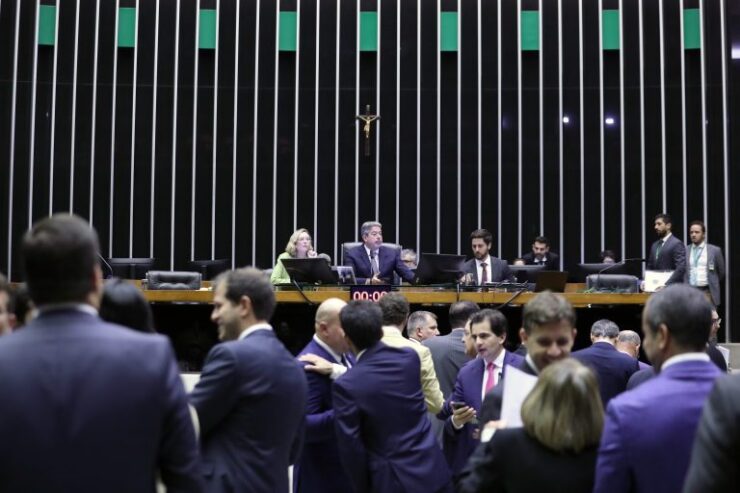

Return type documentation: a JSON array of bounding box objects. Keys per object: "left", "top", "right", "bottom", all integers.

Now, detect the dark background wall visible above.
[{"left": 0, "top": 0, "right": 738, "bottom": 339}]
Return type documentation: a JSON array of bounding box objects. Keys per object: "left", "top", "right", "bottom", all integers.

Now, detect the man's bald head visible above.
[
  {"left": 314, "top": 298, "right": 348, "bottom": 354},
  {"left": 616, "top": 330, "right": 641, "bottom": 359}
]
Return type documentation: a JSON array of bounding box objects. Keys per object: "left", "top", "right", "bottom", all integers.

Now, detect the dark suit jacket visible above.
[
  {"left": 294, "top": 338, "right": 351, "bottom": 493},
  {"left": 190, "top": 328, "right": 308, "bottom": 493},
  {"left": 684, "top": 243, "right": 725, "bottom": 306},
  {"left": 593, "top": 359, "right": 722, "bottom": 493},
  {"left": 344, "top": 244, "right": 416, "bottom": 285},
  {"left": 522, "top": 251, "right": 560, "bottom": 270},
  {"left": 683, "top": 374, "right": 740, "bottom": 493},
  {"left": 438, "top": 351, "right": 523, "bottom": 476},
  {"left": 572, "top": 342, "right": 639, "bottom": 407},
  {"left": 461, "top": 256, "right": 514, "bottom": 284},
  {"left": 478, "top": 358, "right": 538, "bottom": 425},
  {"left": 332, "top": 342, "right": 451, "bottom": 493},
  {"left": 458, "top": 428, "right": 598, "bottom": 493},
  {"left": 626, "top": 367, "right": 655, "bottom": 390},
  {"left": 423, "top": 328, "right": 473, "bottom": 399},
  {"left": 646, "top": 234, "right": 686, "bottom": 284},
  {"left": 0, "top": 308, "right": 202, "bottom": 493}
]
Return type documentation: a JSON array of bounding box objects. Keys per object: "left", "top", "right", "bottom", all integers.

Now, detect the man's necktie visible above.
[
  {"left": 480, "top": 262, "right": 488, "bottom": 285},
  {"left": 485, "top": 361, "right": 497, "bottom": 393},
  {"left": 370, "top": 251, "right": 380, "bottom": 276},
  {"left": 655, "top": 240, "right": 663, "bottom": 261},
  {"left": 340, "top": 354, "right": 351, "bottom": 369}
]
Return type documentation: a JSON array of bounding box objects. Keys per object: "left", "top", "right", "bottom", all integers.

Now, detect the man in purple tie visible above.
[{"left": 344, "top": 221, "right": 415, "bottom": 285}]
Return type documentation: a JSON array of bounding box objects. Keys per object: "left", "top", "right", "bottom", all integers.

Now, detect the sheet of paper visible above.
[{"left": 500, "top": 366, "right": 538, "bottom": 428}]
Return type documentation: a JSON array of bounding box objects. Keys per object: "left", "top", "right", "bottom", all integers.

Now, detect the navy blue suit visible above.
[
  {"left": 646, "top": 234, "right": 686, "bottom": 284},
  {"left": 344, "top": 244, "right": 416, "bottom": 284},
  {"left": 438, "top": 351, "right": 523, "bottom": 476},
  {"left": 593, "top": 359, "right": 722, "bottom": 493},
  {"left": 572, "top": 342, "right": 640, "bottom": 407},
  {"left": 332, "top": 342, "right": 452, "bottom": 493},
  {"left": 0, "top": 308, "right": 202, "bottom": 493},
  {"left": 190, "top": 328, "right": 308, "bottom": 493},
  {"left": 294, "top": 337, "right": 352, "bottom": 493}
]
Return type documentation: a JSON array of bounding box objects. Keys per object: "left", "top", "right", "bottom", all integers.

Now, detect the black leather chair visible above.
[
  {"left": 586, "top": 274, "right": 640, "bottom": 293},
  {"left": 340, "top": 242, "right": 402, "bottom": 265},
  {"left": 146, "top": 271, "right": 202, "bottom": 290}
]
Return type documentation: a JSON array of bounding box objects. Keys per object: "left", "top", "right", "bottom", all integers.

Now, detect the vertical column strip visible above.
[
  {"left": 539, "top": 0, "right": 544, "bottom": 236},
  {"left": 456, "top": 0, "right": 461, "bottom": 254},
  {"left": 48, "top": 0, "right": 61, "bottom": 215},
  {"left": 658, "top": 0, "right": 666, "bottom": 211},
  {"left": 231, "top": 0, "right": 241, "bottom": 268},
  {"left": 639, "top": 0, "right": 645, "bottom": 260},
  {"left": 7, "top": 0, "right": 23, "bottom": 277},
  {"left": 333, "top": 0, "right": 340, "bottom": 262},
  {"left": 70, "top": 0, "right": 81, "bottom": 212},
  {"left": 375, "top": 0, "right": 381, "bottom": 221},
  {"left": 211, "top": 0, "right": 220, "bottom": 259},
  {"left": 476, "top": 0, "right": 481, "bottom": 229},
  {"left": 558, "top": 0, "right": 563, "bottom": 267},
  {"left": 578, "top": 0, "right": 584, "bottom": 262},
  {"left": 679, "top": 0, "right": 687, "bottom": 236},
  {"left": 109, "top": 0, "right": 121, "bottom": 256},
  {"left": 619, "top": 0, "right": 625, "bottom": 258},
  {"left": 170, "top": 0, "right": 181, "bottom": 270},
  {"left": 718, "top": 0, "right": 730, "bottom": 337},
  {"left": 150, "top": 0, "right": 160, "bottom": 258},
  {"left": 190, "top": 0, "right": 201, "bottom": 261},
  {"left": 497, "top": 0, "right": 502, "bottom": 255},
  {"left": 598, "top": 0, "right": 604, "bottom": 249},
  {"left": 395, "top": 0, "right": 401, "bottom": 241},
  {"left": 252, "top": 0, "right": 262, "bottom": 266},
  {"left": 436, "top": 0, "right": 440, "bottom": 252},
  {"left": 416, "top": 0, "right": 421, "bottom": 252},
  {"left": 516, "top": 0, "right": 522, "bottom": 254},
  {"left": 699, "top": 0, "right": 707, "bottom": 226},
  {"left": 313, "top": 0, "right": 320, "bottom": 245},
  {"left": 89, "top": 0, "right": 101, "bottom": 227},
  {"left": 354, "top": 0, "right": 360, "bottom": 235},
  {"left": 271, "top": 0, "right": 281, "bottom": 262},
  {"left": 129, "top": 0, "right": 140, "bottom": 256},
  {"left": 28, "top": 0, "right": 41, "bottom": 229},
  {"left": 293, "top": 0, "right": 301, "bottom": 230}
]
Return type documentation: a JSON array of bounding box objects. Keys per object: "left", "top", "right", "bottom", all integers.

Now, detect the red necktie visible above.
[
  {"left": 480, "top": 262, "right": 488, "bottom": 285},
  {"left": 485, "top": 361, "right": 497, "bottom": 393}
]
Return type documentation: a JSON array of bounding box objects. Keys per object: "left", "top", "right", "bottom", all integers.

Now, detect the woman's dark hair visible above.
[{"left": 99, "top": 279, "right": 155, "bottom": 333}]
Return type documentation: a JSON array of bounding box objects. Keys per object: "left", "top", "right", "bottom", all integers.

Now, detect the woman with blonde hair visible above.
[
  {"left": 270, "top": 228, "right": 317, "bottom": 284},
  {"left": 459, "top": 358, "right": 604, "bottom": 493}
]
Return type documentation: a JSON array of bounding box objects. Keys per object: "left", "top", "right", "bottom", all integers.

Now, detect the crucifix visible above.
[{"left": 356, "top": 104, "right": 380, "bottom": 157}]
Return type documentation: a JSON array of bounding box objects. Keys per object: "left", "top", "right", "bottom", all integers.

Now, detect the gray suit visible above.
[
  {"left": 423, "top": 328, "right": 473, "bottom": 399},
  {"left": 461, "top": 257, "right": 514, "bottom": 285},
  {"left": 684, "top": 243, "right": 725, "bottom": 306}
]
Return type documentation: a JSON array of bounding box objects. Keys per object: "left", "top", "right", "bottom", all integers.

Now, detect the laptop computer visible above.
[{"left": 534, "top": 271, "right": 569, "bottom": 292}]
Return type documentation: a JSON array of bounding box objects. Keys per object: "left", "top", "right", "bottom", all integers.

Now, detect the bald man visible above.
[
  {"left": 616, "top": 330, "right": 651, "bottom": 370},
  {"left": 295, "top": 299, "right": 354, "bottom": 493}
]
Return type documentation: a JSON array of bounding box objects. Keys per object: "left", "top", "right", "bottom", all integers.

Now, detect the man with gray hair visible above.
[
  {"left": 407, "top": 310, "right": 440, "bottom": 343},
  {"left": 573, "top": 319, "right": 640, "bottom": 407},
  {"left": 616, "top": 330, "right": 651, "bottom": 370},
  {"left": 344, "top": 221, "right": 415, "bottom": 284}
]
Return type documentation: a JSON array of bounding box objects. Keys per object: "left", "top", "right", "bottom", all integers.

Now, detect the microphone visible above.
[
  {"left": 595, "top": 258, "right": 645, "bottom": 292},
  {"left": 97, "top": 253, "right": 114, "bottom": 279}
]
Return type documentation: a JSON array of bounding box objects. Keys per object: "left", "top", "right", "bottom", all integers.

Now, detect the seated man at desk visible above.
[
  {"left": 344, "top": 221, "right": 415, "bottom": 285},
  {"left": 522, "top": 236, "right": 560, "bottom": 270},
  {"left": 461, "top": 229, "right": 514, "bottom": 285}
]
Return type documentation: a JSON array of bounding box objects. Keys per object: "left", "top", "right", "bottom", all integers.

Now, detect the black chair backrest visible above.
[
  {"left": 586, "top": 274, "right": 639, "bottom": 293},
  {"left": 146, "top": 271, "right": 202, "bottom": 290},
  {"left": 107, "top": 258, "right": 155, "bottom": 279}
]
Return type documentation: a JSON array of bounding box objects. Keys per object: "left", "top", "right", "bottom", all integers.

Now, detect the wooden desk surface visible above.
[{"left": 142, "top": 285, "right": 650, "bottom": 308}]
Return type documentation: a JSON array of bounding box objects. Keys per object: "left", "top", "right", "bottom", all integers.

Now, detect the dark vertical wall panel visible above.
[{"left": 0, "top": 0, "right": 737, "bottom": 338}]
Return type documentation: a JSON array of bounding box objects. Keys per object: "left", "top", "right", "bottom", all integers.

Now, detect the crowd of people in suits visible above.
[{"left": 0, "top": 212, "right": 737, "bottom": 493}]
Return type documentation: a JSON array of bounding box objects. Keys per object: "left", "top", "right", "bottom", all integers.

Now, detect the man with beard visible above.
[
  {"left": 646, "top": 213, "right": 686, "bottom": 285},
  {"left": 461, "top": 229, "right": 514, "bottom": 285},
  {"left": 190, "top": 268, "right": 307, "bottom": 493}
]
